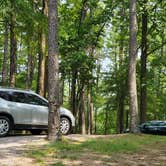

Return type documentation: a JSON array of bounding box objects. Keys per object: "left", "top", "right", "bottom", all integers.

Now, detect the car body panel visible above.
[
  {"left": 0, "top": 88, "right": 75, "bottom": 130},
  {"left": 139, "top": 121, "right": 166, "bottom": 134}
]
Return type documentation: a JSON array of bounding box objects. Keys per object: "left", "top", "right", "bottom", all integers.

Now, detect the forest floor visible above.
[{"left": 0, "top": 134, "right": 165, "bottom": 166}]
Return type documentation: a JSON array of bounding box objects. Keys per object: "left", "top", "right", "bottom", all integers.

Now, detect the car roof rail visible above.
[{"left": 0, "top": 86, "right": 34, "bottom": 92}]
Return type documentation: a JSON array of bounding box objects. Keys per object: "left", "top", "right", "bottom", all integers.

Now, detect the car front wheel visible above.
[
  {"left": 60, "top": 117, "right": 71, "bottom": 135},
  {"left": 0, "top": 116, "right": 10, "bottom": 137}
]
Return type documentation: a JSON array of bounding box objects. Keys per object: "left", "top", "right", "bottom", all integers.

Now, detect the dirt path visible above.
[
  {"left": 0, "top": 134, "right": 119, "bottom": 166},
  {"left": 0, "top": 135, "right": 48, "bottom": 166},
  {"left": 0, "top": 134, "right": 165, "bottom": 166}
]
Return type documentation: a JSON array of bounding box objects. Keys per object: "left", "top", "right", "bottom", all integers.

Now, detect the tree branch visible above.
[{"left": 147, "top": 41, "right": 166, "bottom": 56}]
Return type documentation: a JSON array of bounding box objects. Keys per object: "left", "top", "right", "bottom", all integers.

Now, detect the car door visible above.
[
  {"left": 9, "top": 91, "right": 32, "bottom": 125},
  {"left": 24, "top": 93, "right": 48, "bottom": 126}
]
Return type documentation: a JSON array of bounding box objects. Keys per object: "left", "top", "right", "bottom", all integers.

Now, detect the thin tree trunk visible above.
[
  {"left": 117, "top": 41, "right": 125, "bottom": 134},
  {"left": 59, "top": 77, "right": 64, "bottom": 104},
  {"left": 37, "top": 0, "right": 47, "bottom": 96},
  {"left": 87, "top": 86, "right": 92, "bottom": 135},
  {"left": 81, "top": 84, "right": 86, "bottom": 135},
  {"left": 44, "top": 55, "right": 48, "bottom": 98},
  {"left": 2, "top": 19, "right": 9, "bottom": 86},
  {"left": 47, "top": 0, "right": 61, "bottom": 141},
  {"left": 128, "top": 0, "right": 139, "bottom": 133},
  {"left": 140, "top": 1, "right": 148, "bottom": 124},
  {"left": 117, "top": 94, "right": 124, "bottom": 133},
  {"left": 126, "top": 109, "right": 129, "bottom": 130},
  {"left": 71, "top": 70, "right": 77, "bottom": 117},
  {"left": 9, "top": 12, "right": 17, "bottom": 88},
  {"left": 26, "top": 44, "right": 34, "bottom": 89},
  {"left": 94, "top": 107, "right": 97, "bottom": 134},
  {"left": 104, "top": 104, "right": 109, "bottom": 135}
]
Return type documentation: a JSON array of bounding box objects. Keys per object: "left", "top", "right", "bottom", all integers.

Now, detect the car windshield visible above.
[{"left": 146, "top": 121, "right": 165, "bottom": 126}]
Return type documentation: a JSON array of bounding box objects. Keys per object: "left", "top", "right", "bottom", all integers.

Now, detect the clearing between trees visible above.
[{"left": 0, "top": 134, "right": 165, "bottom": 166}]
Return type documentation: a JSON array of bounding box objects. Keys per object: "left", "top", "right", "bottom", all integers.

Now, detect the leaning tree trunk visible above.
[
  {"left": 2, "top": 19, "right": 9, "bottom": 86},
  {"left": 9, "top": 12, "right": 17, "bottom": 88},
  {"left": 128, "top": 0, "right": 139, "bottom": 133},
  {"left": 47, "top": 0, "right": 61, "bottom": 141},
  {"left": 140, "top": 1, "right": 148, "bottom": 124}
]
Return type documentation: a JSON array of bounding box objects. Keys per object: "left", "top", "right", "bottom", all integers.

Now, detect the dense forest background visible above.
[{"left": 0, "top": 0, "right": 165, "bottom": 135}]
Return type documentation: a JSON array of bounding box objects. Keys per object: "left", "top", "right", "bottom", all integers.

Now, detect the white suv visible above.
[{"left": 0, "top": 87, "right": 75, "bottom": 137}]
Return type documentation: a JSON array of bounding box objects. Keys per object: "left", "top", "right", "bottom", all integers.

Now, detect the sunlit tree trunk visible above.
[
  {"left": 128, "top": 0, "right": 139, "bottom": 133},
  {"left": 2, "top": 19, "right": 9, "bottom": 86},
  {"left": 47, "top": 0, "right": 61, "bottom": 141},
  {"left": 37, "top": 0, "right": 47, "bottom": 96}
]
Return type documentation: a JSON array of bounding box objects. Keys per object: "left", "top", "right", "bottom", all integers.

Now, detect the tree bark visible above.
[
  {"left": 71, "top": 70, "right": 77, "bottom": 117},
  {"left": 87, "top": 84, "right": 92, "bottom": 135},
  {"left": 140, "top": 2, "right": 148, "bottom": 124},
  {"left": 47, "top": 0, "right": 61, "bottom": 141},
  {"left": 117, "top": 41, "right": 125, "bottom": 134},
  {"left": 9, "top": 11, "right": 17, "bottom": 88},
  {"left": 80, "top": 84, "right": 86, "bottom": 135},
  {"left": 2, "top": 19, "right": 9, "bottom": 86},
  {"left": 37, "top": 0, "right": 48, "bottom": 96},
  {"left": 117, "top": 94, "right": 124, "bottom": 133},
  {"left": 26, "top": 44, "right": 34, "bottom": 89},
  {"left": 104, "top": 104, "right": 109, "bottom": 135},
  {"left": 128, "top": 0, "right": 139, "bottom": 133}
]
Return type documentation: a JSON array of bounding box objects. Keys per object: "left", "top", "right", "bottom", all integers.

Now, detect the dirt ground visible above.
[
  {"left": 0, "top": 135, "right": 47, "bottom": 166},
  {"left": 0, "top": 134, "right": 165, "bottom": 166}
]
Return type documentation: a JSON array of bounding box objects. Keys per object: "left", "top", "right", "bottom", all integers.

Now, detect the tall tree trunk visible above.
[
  {"left": 80, "top": 84, "right": 86, "bottom": 135},
  {"left": 140, "top": 1, "right": 148, "bottom": 124},
  {"left": 104, "top": 104, "right": 109, "bottom": 135},
  {"left": 59, "top": 76, "right": 64, "bottom": 104},
  {"left": 44, "top": 55, "right": 48, "bottom": 98},
  {"left": 2, "top": 19, "right": 9, "bottom": 86},
  {"left": 155, "top": 30, "right": 164, "bottom": 119},
  {"left": 87, "top": 84, "right": 92, "bottom": 135},
  {"left": 117, "top": 41, "right": 125, "bottom": 134},
  {"left": 126, "top": 109, "right": 129, "bottom": 130},
  {"left": 117, "top": 94, "right": 124, "bottom": 133},
  {"left": 37, "top": 0, "right": 47, "bottom": 96},
  {"left": 71, "top": 70, "right": 77, "bottom": 117},
  {"left": 9, "top": 12, "right": 17, "bottom": 88},
  {"left": 26, "top": 44, "right": 34, "bottom": 89},
  {"left": 94, "top": 107, "right": 97, "bottom": 134},
  {"left": 128, "top": 0, "right": 139, "bottom": 133},
  {"left": 47, "top": 0, "right": 61, "bottom": 141}
]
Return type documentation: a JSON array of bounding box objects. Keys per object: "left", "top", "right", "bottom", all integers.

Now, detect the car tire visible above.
[
  {"left": 60, "top": 117, "right": 71, "bottom": 135},
  {"left": 30, "top": 129, "right": 43, "bottom": 135},
  {"left": 0, "top": 116, "right": 10, "bottom": 137}
]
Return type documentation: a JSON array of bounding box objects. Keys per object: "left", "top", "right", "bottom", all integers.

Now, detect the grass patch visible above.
[{"left": 28, "top": 134, "right": 166, "bottom": 165}]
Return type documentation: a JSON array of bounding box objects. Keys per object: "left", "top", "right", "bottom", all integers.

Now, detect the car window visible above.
[
  {"left": 11, "top": 92, "right": 27, "bottom": 103},
  {"left": 0, "top": 91, "right": 12, "bottom": 101},
  {"left": 158, "top": 122, "right": 166, "bottom": 126},
  {"left": 25, "top": 93, "right": 48, "bottom": 106},
  {"left": 150, "top": 122, "right": 161, "bottom": 126}
]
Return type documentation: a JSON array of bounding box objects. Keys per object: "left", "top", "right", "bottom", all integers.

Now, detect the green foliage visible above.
[{"left": 0, "top": 0, "right": 165, "bottom": 134}]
